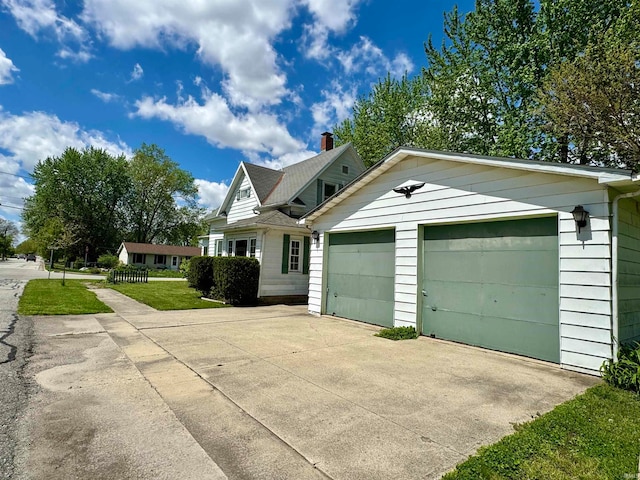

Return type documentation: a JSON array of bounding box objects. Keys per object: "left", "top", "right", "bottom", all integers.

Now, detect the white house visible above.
[
  {"left": 300, "top": 147, "right": 640, "bottom": 375},
  {"left": 201, "top": 133, "right": 366, "bottom": 302},
  {"left": 117, "top": 242, "right": 200, "bottom": 270}
]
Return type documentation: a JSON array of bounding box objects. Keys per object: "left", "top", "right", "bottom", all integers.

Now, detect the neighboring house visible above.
[
  {"left": 117, "top": 242, "right": 200, "bottom": 270},
  {"left": 300, "top": 147, "right": 640, "bottom": 375},
  {"left": 201, "top": 133, "right": 366, "bottom": 302}
]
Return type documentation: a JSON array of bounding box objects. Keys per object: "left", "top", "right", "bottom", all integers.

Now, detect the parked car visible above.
[
  {"left": 17, "top": 254, "right": 26, "bottom": 259},
  {"left": 26, "top": 254, "right": 36, "bottom": 262}
]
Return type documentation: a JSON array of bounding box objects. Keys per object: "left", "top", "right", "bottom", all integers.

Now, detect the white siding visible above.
[
  {"left": 260, "top": 229, "right": 309, "bottom": 297},
  {"left": 227, "top": 175, "right": 259, "bottom": 224},
  {"left": 308, "top": 155, "right": 613, "bottom": 374},
  {"left": 118, "top": 246, "right": 128, "bottom": 265}
]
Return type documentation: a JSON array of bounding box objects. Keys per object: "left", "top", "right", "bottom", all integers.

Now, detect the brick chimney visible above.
[{"left": 321, "top": 132, "right": 334, "bottom": 151}]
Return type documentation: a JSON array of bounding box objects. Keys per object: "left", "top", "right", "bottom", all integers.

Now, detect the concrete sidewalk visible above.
[{"left": 17, "top": 302, "right": 600, "bottom": 479}]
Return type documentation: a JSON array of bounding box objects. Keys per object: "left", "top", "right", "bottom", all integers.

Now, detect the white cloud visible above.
[
  {"left": 338, "top": 36, "right": 414, "bottom": 77},
  {"left": 310, "top": 81, "right": 356, "bottom": 136},
  {"left": 0, "top": 108, "right": 132, "bottom": 172},
  {"left": 132, "top": 89, "right": 304, "bottom": 158},
  {"left": 2, "top": 0, "right": 92, "bottom": 61},
  {"left": 90, "top": 89, "right": 119, "bottom": 103},
  {"left": 300, "top": 0, "right": 362, "bottom": 61},
  {"left": 0, "top": 48, "right": 19, "bottom": 84},
  {"left": 0, "top": 108, "right": 133, "bottom": 214},
  {"left": 130, "top": 63, "right": 143, "bottom": 81},
  {"left": 302, "top": 0, "right": 361, "bottom": 33},
  {"left": 81, "top": 0, "right": 292, "bottom": 109},
  {"left": 194, "top": 179, "right": 229, "bottom": 210}
]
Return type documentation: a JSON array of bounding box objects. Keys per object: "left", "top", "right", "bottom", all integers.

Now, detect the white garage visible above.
[{"left": 300, "top": 148, "right": 640, "bottom": 374}]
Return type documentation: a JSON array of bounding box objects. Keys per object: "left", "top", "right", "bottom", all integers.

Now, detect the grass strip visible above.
[
  {"left": 18, "top": 279, "right": 112, "bottom": 315},
  {"left": 107, "top": 281, "right": 230, "bottom": 311},
  {"left": 375, "top": 326, "right": 418, "bottom": 340},
  {"left": 443, "top": 383, "right": 640, "bottom": 479}
]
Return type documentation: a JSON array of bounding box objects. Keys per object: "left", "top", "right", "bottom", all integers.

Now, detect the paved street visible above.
[{"left": 0, "top": 274, "right": 30, "bottom": 479}]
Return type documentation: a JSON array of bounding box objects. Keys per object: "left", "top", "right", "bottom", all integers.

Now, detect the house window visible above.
[
  {"left": 289, "top": 239, "right": 301, "bottom": 272},
  {"left": 133, "top": 253, "right": 145, "bottom": 264},
  {"left": 203, "top": 246, "right": 209, "bottom": 256},
  {"left": 172, "top": 256, "right": 178, "bottom": 266},
  {"left": 235, "top": 188, "right": 251, "bottom": 201},
  {"left": 154, "top": 254, "right": 166, "bottom": 265},
  {"left": 323, "top": 183, "right": 336, "bottom": 201},
  {"left": 342, "top": 165, "right": 349, "bottom": 174},
  {"left": 227, "top": 238, "right": 257, "bottom": 257},
  {"left": 215, "top": 239, "right": 223, "bottom": 256},
  {"left": 235, "top": 239, "right": 248, "bottom": 257}
]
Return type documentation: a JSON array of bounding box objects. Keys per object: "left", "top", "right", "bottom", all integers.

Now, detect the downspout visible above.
[{"left": 611, "top": 189, "right": 640, "bottom": 362}]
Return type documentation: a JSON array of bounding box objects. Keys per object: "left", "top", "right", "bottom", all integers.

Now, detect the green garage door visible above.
[
  {"left": 422, "top": 217, "right": 559, "bottom": 362},
  {"left": 326, "top": 230, "right": 395, "bottom": 327}
]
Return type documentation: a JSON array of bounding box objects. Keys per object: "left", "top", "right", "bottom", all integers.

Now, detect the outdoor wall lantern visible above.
[
  {"left": 311, "top": 230, "right": 320, "bottom": 245},
  {"left": 571, "top": 205, "right": 589, "bottom": 232}
]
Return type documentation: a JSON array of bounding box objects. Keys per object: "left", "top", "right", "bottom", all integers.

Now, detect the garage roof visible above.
[{"left": 300, "top": 147, "right": 640, "bottom": 223}]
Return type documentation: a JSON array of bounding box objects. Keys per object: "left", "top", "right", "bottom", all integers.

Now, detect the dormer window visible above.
[
  {"left": 323, "top": 183, "right": 336, "bottom": 201},
  {"left": 236, "top": 188, "right": 251, "bottom": 201}
]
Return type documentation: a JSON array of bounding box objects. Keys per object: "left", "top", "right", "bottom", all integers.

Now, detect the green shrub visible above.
[
  {"left": 179, "top": 258, "right": 191, "bottom": 278},
  {"left": 375, "top": 326, "right": 418, "bottom": 340},
  {"left": 601, "top": 342, "right": 640, "bottom": 393},
  {"left": 211, "top": 257, "right": 260, "bottom": 306},
  {"left": 97, "top": 254, "right": 120, "bottom": 269},
  {"left": 187, "top": 256, "right": 215, "bottom": 295}
]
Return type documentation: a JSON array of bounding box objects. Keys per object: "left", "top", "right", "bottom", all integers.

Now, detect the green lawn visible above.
[
  {"left": 107, "top": 281, "right": 229, "bottom": 310},
  {"left": 18, "top": 279, "right": 112, "bottom": 315},
  {"left": 443, "top": 383, "right": 640, "bottom": 479},
  {"left": 146, "top": 269, "right": 185, "bottom": 278}
]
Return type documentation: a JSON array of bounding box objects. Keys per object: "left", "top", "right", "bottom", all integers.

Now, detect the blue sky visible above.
[{"left": 0, "top": 0, "right": 474, "bottom": 233}]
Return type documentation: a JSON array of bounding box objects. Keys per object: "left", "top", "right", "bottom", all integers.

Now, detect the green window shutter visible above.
[
  {"left": 281, "top": 234, "right": 290, "bottom": 274},
  {"left": 316, "top": 179, "right": 324, "bottom": 205},
  {"left": 303, "top": 236, "right": 310, "bottom": 274}
]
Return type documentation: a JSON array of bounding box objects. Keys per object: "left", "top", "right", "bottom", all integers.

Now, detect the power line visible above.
[
  {"left": 0, "top": 170, "right": 32, "bottom": 180},
  {"left": 0, "top": 195, "right": 27, "bottom": 201},
  {"left": 0, "top": 204, "right": 24, "bottom": 211}
]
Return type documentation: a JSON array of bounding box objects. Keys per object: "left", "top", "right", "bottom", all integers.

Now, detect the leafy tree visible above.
[
  {"left": 540, "top": 40, "right": 640, "bottom": 167},
  {"left": 14, "top": 238, "right": 37, "bottom": 255},
  {"left": 335, "top": 0, "right": 638, "bottom": 168},
  {"left": 23, "top": 147, "right": 130, "bottom": 259},
  {"left": 0, "top": 218, "right": 18, "bottom": 260},
  {"left": 334, "top": 74, "right": 444, "bottom": 167},
  {"left": 46, "top": 218, "right": 80, "bottom": 285},
  {"left": 125, "top": 144, "right": 203, "bottom": 244}
]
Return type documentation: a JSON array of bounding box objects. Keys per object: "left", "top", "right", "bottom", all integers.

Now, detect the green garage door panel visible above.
[
  {"left": 326, "top": 230, "right": 395, "bottom": 327},
  {"left": 422, "top": 217, "right": 559, "bottom": 363}
]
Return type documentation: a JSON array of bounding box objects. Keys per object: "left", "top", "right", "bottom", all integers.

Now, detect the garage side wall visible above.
[
  {"left": 617, "top": 197, "right": 640, "bottom": 344},
  {"left": 308, "top": 156, "right": 613, "bottom": 373}
]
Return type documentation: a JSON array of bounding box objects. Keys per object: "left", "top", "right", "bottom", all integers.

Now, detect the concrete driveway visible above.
[{"left": 18, "top": 301, "right": 598, "bottom": 480}]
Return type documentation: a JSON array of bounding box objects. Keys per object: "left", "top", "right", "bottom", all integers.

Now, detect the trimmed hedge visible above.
[
  {"left": 186, "top": 256, "right": 260, "bottom": 305},
  {"left": 211, "top": 257, "right": 260, "bottom": 306},
  {"left": 187, "top": 256, "right": 215, "bottom": 294}
]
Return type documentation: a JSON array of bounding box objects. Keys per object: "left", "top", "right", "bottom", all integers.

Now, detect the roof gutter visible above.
[{"left": 611, "top": 188, "right": 640, "bottom": 362}]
